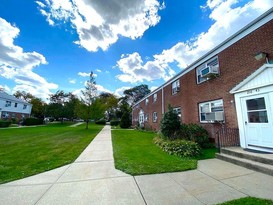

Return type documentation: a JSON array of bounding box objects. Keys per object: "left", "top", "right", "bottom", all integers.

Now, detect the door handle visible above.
[{"left": 245, "top": 121, "right": 247, "bottom": 125}]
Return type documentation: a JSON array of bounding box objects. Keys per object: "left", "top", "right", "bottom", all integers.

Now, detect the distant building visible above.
[
  {"left": 0, "top": 91, "right": 32, "bottom": 120},
  {"left": 132, "top": 8, "right": 273, "bottom": 153}
]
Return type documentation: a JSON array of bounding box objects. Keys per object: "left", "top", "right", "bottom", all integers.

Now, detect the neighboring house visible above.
[
  {"left": 0, "top": 91, "right": 32, "bottom": 120},
  {"left": 132, "top": 8, "right": 273, "bottom": 153}
]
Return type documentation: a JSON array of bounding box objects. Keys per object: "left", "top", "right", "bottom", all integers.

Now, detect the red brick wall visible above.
[{"left": 132, "top": 19, "right": 273, "bottom": 139}]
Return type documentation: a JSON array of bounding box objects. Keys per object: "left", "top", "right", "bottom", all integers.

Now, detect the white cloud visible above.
[
  {"left": 114, "top": 86, "right": 131, "bottom": 97},
  {"left": 116, "top": 52, "right": 175, "bottom": 83},
  {"left": 69, "top": 79, "right": 76, "bottom": 84},
  {"left": 150, "top": 86, "right": 158, "bottom": 91},
  {"left": 115, "top": 0, "right": 273, "bottom": 84},
  {"left": 96, "top": 69, "right": 102, "bottom": 73},
  {"left": 0, "top": 84, "right": 11, "bottom": 93},
  {"left": 0, "top": 18, "right": 58, "bottom": 100},
  {"left": 78, "top": 72, "right": 90, "bottom": 77},
  {"left": 78, "top": 71, "right": 97, "bottom": 78},
  {"left": 37, "top": 0, "right": 164, "bottom": 52}
]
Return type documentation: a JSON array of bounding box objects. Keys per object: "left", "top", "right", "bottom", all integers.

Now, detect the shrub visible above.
[
  {"left": 110, "top": 120, "right": 120, "bottom": 126},
  {"left": 22, "top": 118, "right": 43, "bottom": 126},
  {"left": 154, "top": 136, "right": 201, "bottom": 158},
  {"left": 160, "top": 105, "right": 180, "bottom": 140},
  {"left": 187, "top": 124, "right": 209, "bottom": 148},
  {"left": 0, "top": 120, "right": 11, "bottom": 128},
  {"left": 174, "top": 124, "right": 190, "bottom": 140},
  {"left": 120, "top": 112, "right": 131, "bottom": 129},
  {"left": 95, "top": 119, "right": 106, "bottom": 125}
]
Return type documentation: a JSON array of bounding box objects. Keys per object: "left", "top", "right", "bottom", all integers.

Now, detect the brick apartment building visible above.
[{"left": 132, "top": 8, "right": 273, "bottom": 153}]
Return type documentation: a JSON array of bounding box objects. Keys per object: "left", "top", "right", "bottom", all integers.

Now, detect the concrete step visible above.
[
  {"left": 220, "top": 147, "right": 273, "bottom": 166},
  {"left": 216, "top": 153, "right": 273, "bottom": 176}
]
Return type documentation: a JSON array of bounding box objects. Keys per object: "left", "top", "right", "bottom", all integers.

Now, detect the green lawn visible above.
[
  {"left": 0, "top": 123, "right": 103, "bottom": 184},
  {"left": 112, "top": 130, "right": 197, "bottom": 175},
  {"left": 218, "top": 197, "right": 273, "bottom": 205}
]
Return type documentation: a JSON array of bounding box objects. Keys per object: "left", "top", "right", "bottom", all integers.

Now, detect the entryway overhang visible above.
[{"left": 230, "top": 63, "right": 273, "bottom": 153}]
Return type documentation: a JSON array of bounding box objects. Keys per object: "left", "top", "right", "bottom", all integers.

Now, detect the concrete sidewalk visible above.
[{"left": 1, "top": 125, "right": 273, "bottom": 205}]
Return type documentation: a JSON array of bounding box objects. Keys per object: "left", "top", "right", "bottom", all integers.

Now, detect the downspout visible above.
[{"left": 162, "top": 87, "right": 164, "bottom": 115}]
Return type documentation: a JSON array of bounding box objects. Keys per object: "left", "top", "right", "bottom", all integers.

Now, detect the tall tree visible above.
[
  {"left": 81, "top": 71, "right": 97, "bottom": 129},
  {"left": 48, "top": 90, "right": 69, "bottom": 123},
  {"left": 98, "top": 92, "right": 118, "bottom": 121},
  {"left": 123, "top": 84, "right": 151, "bottom": 104}
]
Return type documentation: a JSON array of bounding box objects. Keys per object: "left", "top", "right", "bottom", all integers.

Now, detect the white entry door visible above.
[{"left": 242, "top": 94, "right": 273, "bottom": 149}]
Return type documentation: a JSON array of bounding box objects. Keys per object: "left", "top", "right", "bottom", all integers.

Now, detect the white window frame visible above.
[
  {"left": 153, "top": 93, "right": 157, "bottom": 102},
  {"left": 174, "top": 107, "right": 181, "bottom": 118},
  {"left": 5, "top": 101, "right": 11, "bottom": 107},
  {"left": 2, "top": 112, "right": 9, "bottom": 118},
  {"left": 153, "top": 112, "right": 157, "bottom": 122},
  {"left": 145, "top": 113, "right": 149, "bottom": 122},
  {"left": 139, "top": 110, "right": 144, "bottom": 124},
  {"left": 196, "top": 56, "right": 219, "bottom": 84},
  {"left": 199, "top": 99, "right": 224, "bottom": 123},
  {"left": 172, "top": 80, "right": 180, "bottom": 95},
  {"left": 145, "top": 98, "right": 149, "bottom": 106}
]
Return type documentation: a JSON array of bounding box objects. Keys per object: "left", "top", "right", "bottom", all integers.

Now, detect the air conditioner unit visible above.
[
  {"left": 205, "top": 111, "right": 224, "bottom": 121},
  {"left": 201, "top": 66, "right": 219, "bottom": 78},
  {"left": 173, "top": 87, "right": 180, "bottom": 93}
]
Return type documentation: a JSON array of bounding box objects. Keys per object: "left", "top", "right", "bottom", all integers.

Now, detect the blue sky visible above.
[{"left": 0, "top": 0, "right": 272, "bottom": 100}]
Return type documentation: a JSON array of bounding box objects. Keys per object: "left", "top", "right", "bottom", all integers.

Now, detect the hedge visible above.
[
  {"left": 22, "top": 118, "right": 44, "bottom": 126},
  {"left": 110, "top": 120, "right": 120, "bottom": 126},
  {"left": 0, "top": 121, "right": 11, "bottom": 128},
  {"left": 95, "top": 119, "right": 106, "bottom": 125},
  {"left": 154, "top": 136, "right": 201, "bottom": 158}
]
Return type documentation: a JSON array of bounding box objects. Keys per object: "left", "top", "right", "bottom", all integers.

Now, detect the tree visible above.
[
  {"left": 98, "top": 92, "right": 118, "bottom": 121},
  {"left": 123, "top": 84, "right": 151, "bottom": 104},
  {"left": 81, "top": 71, "right": 97, "bottom": 129},
  {"left": 48, "top": 90, "right": 69, "bottom": 123},
  {"left": 118, "top": 100, "right": 132, "bottom": 128},
  {"left": 160, "top": 105, "right": 181, "bottom": 140},
  {"left": 14, "top": 91, "right": 34, "bottom": 102}
]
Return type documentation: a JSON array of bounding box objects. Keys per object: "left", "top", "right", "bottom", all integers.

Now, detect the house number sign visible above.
[{"left": 247, "top": 88, "right": 260, "bottom": 94}]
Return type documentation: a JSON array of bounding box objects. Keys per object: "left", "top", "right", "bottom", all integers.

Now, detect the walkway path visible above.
[{"left": 1, "top": 125, "right": 273, "bottom": 205}]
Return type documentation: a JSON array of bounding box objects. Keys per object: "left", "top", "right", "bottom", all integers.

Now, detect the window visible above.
[
  {"left": 172, "top": 80, "right": 180, "bottom": 95},
  {"left": 11, "top": 113, "right": 16, "bottom": 118},
  {"left": 153, "top": 93, "right": 157, "bottom": 102},
  {"left": 5, "top": 101, "right": 11, "bottom": 107},
  {"left": 246, "top": 97, "right": 268, "bottom": 123},
  {"left": 174, "top": 107, "right": 181, "bottom": 118},
  {"left": 14, "top": 103, "right": 18, "bottom": 108},
  {"left": 199, "top": 99, "right": 224, "bottom": 122},
  {"left": 2, "top": 112, "right": 9, "bottom": 118},
  {"left": 145, "top": 98, "right": 149, "bottom": 106},
  {"left": 145, "top": 114, "right": 149, "bottom": 122},
  {"left": 23, "top": 104, "right": 27, "bottom": 109},
  {"left": 153, "top": 112, "right": 157, "bottom": 122},
  {"left": 196, "top": 56, "right": 219, "bottom": 84},
  {"left": 139, "top": 110, "right": 144, "bottom": 124}
]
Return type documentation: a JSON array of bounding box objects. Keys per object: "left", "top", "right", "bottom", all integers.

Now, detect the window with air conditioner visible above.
[
  {"left": 153, "top": 112, "right": 157, "bottom": 122},
  {"left": 199, "top": 99, "right": 224, "bottom": 122},
  {"left": 174, "top": 107, "right": 182, "bottom": 118},
  {"left": 172, "top": 80, "right": 180, "bottom": 95},
  {"left": 196, "top": 56, "right": 219, "bottom": 84}
]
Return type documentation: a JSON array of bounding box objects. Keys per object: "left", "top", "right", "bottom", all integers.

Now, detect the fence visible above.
[{"left": 216, "top": 127, "right": 240, "bottom": 152}]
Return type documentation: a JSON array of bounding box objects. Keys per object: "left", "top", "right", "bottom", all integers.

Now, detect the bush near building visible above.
[
  {"left": 22, "top": 118, "right": 43, "bottom": 126},
  {"left": 0, "top": 120, "right": 11, "bottom": 128}
]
